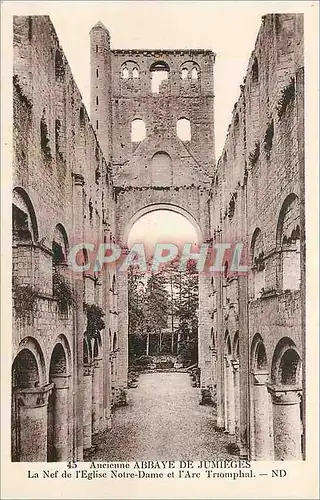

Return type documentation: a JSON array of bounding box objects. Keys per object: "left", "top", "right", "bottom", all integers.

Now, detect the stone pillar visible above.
[
  {"left": 15, "top": 384, "right": 53, "bottom": 462},
  {"left": 198, "top": 274, "right": 212, "bottom": 388},
  {"left": 92, "top": 358, "right": 102, "bottom": 434},
  {"left": 72, "top": 172, "right": 85, "bottom": 461},
  {"left": 215, "top": 270, "right": 224, "bottom": 428},
  {"left": 226, "top": 357, "right": 235, "bottom": 434},
  {"left": 117, "top": 271, "right": 128, "bottom": 395},
  {"left": 268, "top": 385, "right": 302, "bottom": 461},
  {"left": 232, "top": 361, "right": 240, "bottom": 443},
  {"left": 252, "top": 371, "right": 271, "bottom": 460},
  {"left": 50, "top": 375, "right": 71, "bottom": 461},
  {"left": 83, "top": 364, "right": 93, "bottom": 450}
]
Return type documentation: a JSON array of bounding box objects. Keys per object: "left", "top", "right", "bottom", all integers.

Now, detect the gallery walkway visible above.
[{"left": 88, "top": 372, "right": 236, "bottom": 461}]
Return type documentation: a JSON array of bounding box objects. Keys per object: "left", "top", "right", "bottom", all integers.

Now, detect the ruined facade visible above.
[
  {"left": 12, "top": 13, "right": 304, "bottom": 462},
  {"left": 210, "top": 14, "right": 305, "bottom": 460}
]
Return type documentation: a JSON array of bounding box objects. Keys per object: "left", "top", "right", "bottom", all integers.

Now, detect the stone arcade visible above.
[{"left": 12, "top": 14, "right": 304, "bottom": 461}]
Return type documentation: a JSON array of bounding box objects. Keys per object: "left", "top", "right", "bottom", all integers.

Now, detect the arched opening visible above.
[
  {"left": 181, "top": 68, "right": 188, "bottom": 80},
  {"left": 126, "top": 206, "right": 201, "bottom": 365},
  {"left": 250, "top": 228, "right": 265, "bottom": 299},
  {"left": 280, "top": 349, "right": 300, "bottom": 385},
  {"left": 131, "top": 118, "right": 146, "bottom": 142},
  {"left": 122, "top": 67, "right": 129, "bottom": 79},
  {"left": 47, "top": 342, "right": 69, "bottom": 461},
  {"left": 191, "top": 67, "right": 198, "bottom": 80},
  {"left": 180, "top": 61, "right": 200, "bottom": 82},
  {"left": 121, "top": 61, "right": 139, "bottom": 80},
  {"left": 250, "top": 334, "right": 271, "bottom": 460},
  {"left": 270, "top": 338, "right": 303, "bottom": 460},
  {"left": 12, "top": 187, "right": 38, "bottom": 243},
  {"left": 177, "top": 118, "right": 191, "bottom": 141},
  {"left": 151, "top": 151, "right": 172, "bottom": 187},
  {"left": 52, "top": 224, "right": 68, "bottom": 266},
  {"left": 12, "top": 349, "right": 40, "bottom": 461},
  {"left": 276, "top": 194, "right": 300, "bottom": 291},
  {"left": 11, "top": 338, "right": 47, "bottom": 462},
  {"left": 150, "top": 61, "right": 169, "bottom": 94}
]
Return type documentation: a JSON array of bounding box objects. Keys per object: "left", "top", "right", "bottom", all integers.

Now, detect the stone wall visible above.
[
  {"left": 210, "top": 13, "right": 304, "bottom": 460},
  {"left": 12, "top": 16, "right": 117, "bottom": 462}
]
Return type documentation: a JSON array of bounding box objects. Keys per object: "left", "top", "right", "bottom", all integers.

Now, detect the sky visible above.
[{"left": 127, "top": 210, "right": 199, "bottom": 254}]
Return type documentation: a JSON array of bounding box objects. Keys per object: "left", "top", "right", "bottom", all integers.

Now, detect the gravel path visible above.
[{"left": 89, "top": 372, "right": 236, "bottom": 461}]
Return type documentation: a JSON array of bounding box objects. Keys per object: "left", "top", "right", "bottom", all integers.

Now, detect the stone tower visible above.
[{"left": 90, "top": 21, "right": 112, "bottom": 162}]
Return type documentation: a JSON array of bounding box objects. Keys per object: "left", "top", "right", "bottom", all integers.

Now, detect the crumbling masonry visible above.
[{"left": 12, "top": 14, "right": 304, "bottom": 461}]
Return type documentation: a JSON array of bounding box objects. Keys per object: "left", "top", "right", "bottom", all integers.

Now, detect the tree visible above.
[
  {"left": 143, "top": 273, "right": 169, "bottom": 354},
  {"left": 128, "top": 267, "right": 147, "bottom": 360}
]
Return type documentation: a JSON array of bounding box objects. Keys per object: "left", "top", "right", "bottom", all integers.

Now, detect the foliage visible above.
[
  {"left": 53, "top": 272, "right": 75, "bottom": 313},
  {"left": 84, "top": 303, "right": 105, "bottom": 340},
  {"left": 277, "top": 78, "right": 295, "bottom": 118},
  {"left": 13, "top": 284, "right": 38, "bottom": 319}
]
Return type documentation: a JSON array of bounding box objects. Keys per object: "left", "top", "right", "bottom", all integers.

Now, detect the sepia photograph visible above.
[{"left": 1, "top": 1, "right": 319, "bottom": 499}]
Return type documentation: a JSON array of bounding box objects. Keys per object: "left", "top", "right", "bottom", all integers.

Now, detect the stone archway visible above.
[
  {"left": 122, "top": 203, "right": 204, "bottom": 247},
  {"left": 11, "top": 338, "right": 49, "bottom": 462},
  {"left": 269, "top": 337, "right": 302, "bottom": 460},
  {"left": 47, "top": 339, "right": 71, "bottom": 461},
  {"left": 250, "top": 333, "right": 272, "bottom": 460},
  {"left": 116, "top": 200, "right": 212, "bottom": 393}
]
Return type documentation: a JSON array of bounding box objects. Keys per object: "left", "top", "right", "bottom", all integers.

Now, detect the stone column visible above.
[
  {"left": 226, "top": 357, "right": 235, "bottom": 434},
  {"left": 72, "top": 172, "right": 85, "bottom": 461},
  {"left": 15, "top": 384, "right": 53, "bottom": 462},
  {"left": 92, "top": 358, "right": 102, "bottom": 434},
  {"left": 50, "top": 375, "right": 71, "bottom": 461},
  {"left": 117, "top": 270, "right": 128, "bottom": 403},
  {"left": 198, "top": 274, "right": 213, "bottom": 388},
  {"left": 268, "top": 385, "right": 302, "bottom": 461},
  {"left": 232, "top": 361, "right": 240, "bottom": 444},
  {"left": 83, "top": 364, "right": 93, "bottom": 450},
  {"left": 252, "top": 371, "right": 271, "bottom": 460}
]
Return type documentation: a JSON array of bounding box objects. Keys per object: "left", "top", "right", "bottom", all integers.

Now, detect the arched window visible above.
[
  {"left": 52, "top": 224, "right": 68, "bottom": 266},
  {"left": 131, "top": 119, "right": 146, "bottom": 142},
  {"left": 191, "top": 67, "right": 198, "bottom": 80},
  {"left": 12, "top": 187, "right": 38, "bottom": 243},
  {"left": 150, "top": 61, "right": 170, "bottom": 94},
  {"left": 122, "top": 67, "right": 129, "bottom": 79},
  {"left": 276, "top": 194, "right": 300, "bottom": 291},
  {"left": 176, "top": 118, "right": 191, "bottom": 141},
  {"left": 180, "top": 61, "right": 200, "bottom": 82},
  {"left": 250, "top": 228, "right": 265, "bottom": 299},
  {"left": 181, "top": 68, "right": 188, "bottom": 80},
  {"left": 121, "top": 61, "right": 140, "bottom": 80},
  {"left": 151, "top": 152, "right": 172, "bottom": 187}
]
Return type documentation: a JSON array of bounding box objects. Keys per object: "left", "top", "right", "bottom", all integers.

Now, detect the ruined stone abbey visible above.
[{"left": 12, "top": 13, "right": 305, "bottom": 462}]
